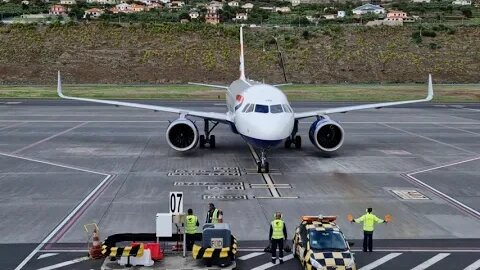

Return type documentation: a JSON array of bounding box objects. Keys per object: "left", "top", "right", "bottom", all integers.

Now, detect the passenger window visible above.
[
  {"left": 270, "top": 104, "right": 283, "bottom": 114},
  {"left": 246, "top": 104, "right": 254, "bottom": 113},
  {"left": 255, "top": 104, "right": 269, "bottom": 113}
]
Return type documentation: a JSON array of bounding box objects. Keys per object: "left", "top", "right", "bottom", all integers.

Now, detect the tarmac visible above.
[{"left": 0, "top": 100, "right": 479, "bottom": 270}]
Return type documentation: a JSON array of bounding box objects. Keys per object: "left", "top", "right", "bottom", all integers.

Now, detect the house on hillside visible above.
[
  {"left": 235, "top": 12, "right": 248, "bottom": 20},
  {"left": 291, "top": 0, "right": 301, "bottom": 6},
  {"left": 352, "top": 4, "right": 385, "bottom": 15},
  {"left": 60, "top": 0, "right": 75, "bottom": 4},
  {"left": 130, "top": 3, "right": 146, "bottom": 12},
  {"left": 275, "top": 6, "right": 291, "bottom": 13},
  {"left": 385, "top": 9, "right": 407, "bottom": 22},
  {"left": 87, "top": 0, "right": 118, "bottom": 5},
  {"left": 412, "top": 0, "right": 430, "bottom": 3},
  {"left": 228, "top": 0, "right": 239, "bottom": 7},
  {"left": 115, "top": 3, "right": 131, "bottom": 12},
  {"left": 205, "top": 10, "right": 220, "bottom": 24},
  {"left": 49, "top": 5, "right": 68, "bottom": 15},
  {"left": 207, "top": 1, "right": 223, "bottom": 11},
  {"left": 338, "top": 11, "right": 346, "bottom": 18},
  {"left": 452, "top": 0, "right": 471, "bottom": 5},
  {"left": 84, "top": 8, "right": 104, "bottom": 18},
  {"left": 241, "top": 3, "right": 253, "bottom": 11},
  {"left": 168, "top": 0, "right": 184, "bottom": 9},
  {"left": 189, "top": 9, "right": 200, "bottom": 19}
]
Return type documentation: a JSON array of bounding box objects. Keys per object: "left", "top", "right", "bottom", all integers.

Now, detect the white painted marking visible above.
[
  {"left": 299, "top": 122, "right": 480, "bottom": 125},
  {"left": 464, "top": 259, "right": 480, "bottom": 270},
  {"left": 37, "top": 253, "right": 58, "bottom": 259},
  {"left": 214, "top": 103, "right": 226, "bottom": 106},
  {"left": 0, "top": 120, "right": 170, "bottom": 123},
  {"left": 5, "top": 101, "right": 22, "bottom": 105},
  {"left": 410, "top": 156, "right": 480, "bottom": 175},
  {"left": 11, "top": 122, "right": 88, "bottom": 154},
  {"left": 351, "top": 249, "right": 480, "bottom": 253},
  {"left": 463, "top": 108, "right": 480, "bottom": 112},
  {"left": 247, "top": 144, "right": 280, "bottom": 198},
  {"left": 436, "top": 123, "right": 480, "bottom": 136},
  {"left": 411, "top": 253, "right": 450, "bottom": 270},
  {"left": 238, "top": 248, "right": 265, "bottom": 252},
  {"left": 0, "top": 122, "right": 25, "bottom": 131},
  {"left": 254, "top": 196, "right": 298, "bottom": 199},
  {"left": 405, "top": 173, "right": 480, "bottom": 219},
  {"left": 250, "top": 254, "right": 294, "bottom": 270},
  {"left": 8, "top": 153, "right": 112, "bottom": 270},
  {"left": 382, "top": 123, "right": 476, "bottom": 154},
  {"left": 36, "top": 257, "right": 89, "bottom": 270},
  {"left": 358, "top": 253, "right": 402, "bottom": 270},
  {"left": 238, "top": 252, "right": 264, "bottom": 260},
  {"left": 38, "top": 250, "right": 88, "bottom": 253}
]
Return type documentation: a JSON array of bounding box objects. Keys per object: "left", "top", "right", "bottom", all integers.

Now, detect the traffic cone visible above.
[{"left": 89, "top": 229, "right": 103, "bottom": 259}]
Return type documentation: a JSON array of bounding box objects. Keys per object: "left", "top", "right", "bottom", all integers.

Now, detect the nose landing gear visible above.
[{"left": 257, "top": 150, "right": 269, "bottom": 173}]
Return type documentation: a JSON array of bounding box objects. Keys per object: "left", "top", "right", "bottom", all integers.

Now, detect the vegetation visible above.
[{"left": 0, "top": 83, "right": 479, "bottom": 102}]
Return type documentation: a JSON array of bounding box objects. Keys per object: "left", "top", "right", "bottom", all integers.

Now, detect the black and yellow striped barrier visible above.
[
  {"left": 102, "top": 243, "right": 144, "bottom": 258},
  {"left": 192, "top": 236, "right": 237, "bottom": 260}
]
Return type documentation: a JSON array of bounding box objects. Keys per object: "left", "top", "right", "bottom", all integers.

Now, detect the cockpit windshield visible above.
[
  {"left": 309, "top": 230, "right": 348, "bottom": 251},
  {"left": 270, "top": 104, "right": 283, "bottom": 114},
  {"left": 255, "top": 104, "right": 269, "bottom": 113}
]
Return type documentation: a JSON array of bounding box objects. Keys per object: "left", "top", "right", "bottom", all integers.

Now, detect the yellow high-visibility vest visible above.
[
  {"left": 271, "top": 220, "right": 285, "bottom": 239},
  {"left": 211, "top": 209, "right": 219, "bottom": 224},
  {"left": 186, "top": 215, "right": 198, "bottom": 234},
  {"left": 355, "top": 213, "right": 384, "bottom": 232}
]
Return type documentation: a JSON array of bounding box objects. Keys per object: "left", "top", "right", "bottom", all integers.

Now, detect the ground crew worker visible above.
[
  {"left": 352, "top": 208, "right": 387, "bottom": 252},
  {"left": 269, "top": 212, "right": 287, "bottom": 264},
  {"left": 185, "top": 208, "right": 199, "bottom": 251},
  {"left": 205, "top": 203, "right": 222, "bottom": 224}
]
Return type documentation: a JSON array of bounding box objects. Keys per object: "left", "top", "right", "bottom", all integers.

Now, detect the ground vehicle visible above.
[{"left": 293, "top": 216, "right": 357, "bottom": 270}]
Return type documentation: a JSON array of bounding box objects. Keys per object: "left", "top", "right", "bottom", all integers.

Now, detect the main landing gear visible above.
[
  {"left": 284, "top": 120, "right": 301, "bottom": 149},
  {"left": 257, "top": 149, "right": 269, "bottom": 173},
  {"left": 199, "top": 119, "right": 218, "bottom": 148}
]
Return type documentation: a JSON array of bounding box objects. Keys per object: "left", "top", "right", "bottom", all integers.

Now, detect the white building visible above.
[
  {"left": 116, "top": 3, "right": 131, "bottom": 11},
  {"left": 412, "top": 0, "right": 430, "bottom": 3},
  {"left": 352, "top": 4, "right": 385, "bottom": 15},
  {"left": 452, "top": 0, "right": 471, "bottom": 5},
  {"left": 84, "top": 8, "right": 104, "bottom": 18},
  {"left": 87, "top": 0, "right": 118, "bottom": 5},
  {"left": 189, "top": 10, "right": 199, "bottom": 19},
  {"left": 241, "top": 3, "right": 253, "bottom": 11},
  {"left": 207, "top": 1, "right": 223, "bottom": 11},
  {"left": 60, "top": 0, "right": 76, "bottom": 5},
  {"left": 337, "top": 10, "right": 346, "bottom": 18},
  {"left": 227, "top": 1, "right": 238, "bottom": 7},
  {"left": 291, "top": 0, "right": 301, "bottom": 6},
  {"left": 275, "top": 6, "right": 291, "bottom": 13},
  {"left": 235, "top": 12, "right": 248, "bottom": 20}
]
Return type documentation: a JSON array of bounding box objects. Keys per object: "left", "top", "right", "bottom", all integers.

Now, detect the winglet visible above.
[
  {"left": 426, "top": 74, "right": 433, "bottom": 101},
  {"left": 57, "top": 71, "right": 65, "bottom": 98},
  {"left": 239, "top": 25, "right": 246, "bottom": 80}
]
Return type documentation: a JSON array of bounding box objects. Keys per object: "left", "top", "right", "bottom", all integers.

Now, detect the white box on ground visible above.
[
  {"left": 156, "top": 213, "right": 173, "bottom": 237},
  {"left": 118, "top": 249, "right": 154, "bottom": 267}
]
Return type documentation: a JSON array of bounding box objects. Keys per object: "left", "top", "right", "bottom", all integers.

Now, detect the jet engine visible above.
[
  {"left": 309, "top": 116, "right": 344, "bottom": 152},
  {"left": 166, "top": 118, "right": 199, "bottom": 151}
]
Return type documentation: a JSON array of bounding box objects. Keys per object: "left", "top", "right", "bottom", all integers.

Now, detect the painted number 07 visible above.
[{"left": 170, "top": 192, "right": 183, "bottom": 214}]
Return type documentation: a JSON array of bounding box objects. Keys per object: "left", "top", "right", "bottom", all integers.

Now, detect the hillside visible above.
[{"left": 0, "top": 23, "right": 479, "bottom": 84}]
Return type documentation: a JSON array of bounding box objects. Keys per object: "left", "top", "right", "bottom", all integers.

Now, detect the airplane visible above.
[{"left": 57, "top": 26, "right": 434, "bottom": 173}]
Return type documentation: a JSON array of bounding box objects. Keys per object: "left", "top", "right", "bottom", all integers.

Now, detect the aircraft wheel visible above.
[
  {"left": 257, "top": 162, "right": 262, "bottom": 173},
  {"left": 284, "top": 138, "right": 292, "bottom": 149},
  {"left": 209, "top": 135, "right": 216, "bottom": 148},
  {"left": 294, "top": 136, "right": 302, "bottom": 149},
  {"left": 264, "top": 162, "right": 269, "bottom": 173},
  {"left": 199, "top": 135, "right": 206, "bottom": 148}
]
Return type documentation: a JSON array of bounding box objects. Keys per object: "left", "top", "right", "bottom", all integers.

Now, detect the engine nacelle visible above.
[
  {"left": 166, "top": 118, "right": 199, "bottom": 151},
  {"left": 309, "top": 116, "right": 344, "bottom": 152}
]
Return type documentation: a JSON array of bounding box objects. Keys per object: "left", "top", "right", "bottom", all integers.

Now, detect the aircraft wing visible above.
[
  {"left": 57, "top": 72, "right": 231, "bottom": 123},
  {"left": 294, "top": 74, "right": 434, "bottom": 120}
]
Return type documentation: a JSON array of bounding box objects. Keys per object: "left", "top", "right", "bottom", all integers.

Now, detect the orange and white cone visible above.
[{"left": 89, "top": 229, "right": 103, "bottom": 259}]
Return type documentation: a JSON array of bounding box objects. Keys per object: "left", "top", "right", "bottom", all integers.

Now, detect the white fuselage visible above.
[{"left": 225, "top": 79, "right": 295, "bottom": 149}]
